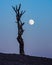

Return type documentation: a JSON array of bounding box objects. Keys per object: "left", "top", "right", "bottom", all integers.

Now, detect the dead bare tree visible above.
[{"left": 12, "top": 4, "right": 25, "bottom": 55}]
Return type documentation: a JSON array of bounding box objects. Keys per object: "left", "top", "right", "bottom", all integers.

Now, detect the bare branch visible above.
[
  {"left": 12, "top": 6, "right": 17, "bottom": 13},
  {"left": 19, "top": 4, "right": 21, "bottom": 10},
  {"left": 20, "top": 10, "right": 25, "bottom": 17}
]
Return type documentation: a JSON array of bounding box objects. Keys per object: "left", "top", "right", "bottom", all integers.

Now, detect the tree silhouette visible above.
[{"left": 12, "top": 4, "right": 25, "bottom": 55}]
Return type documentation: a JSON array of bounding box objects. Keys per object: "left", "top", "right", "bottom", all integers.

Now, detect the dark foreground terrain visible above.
[{"left": 0, "top": 53, "right": 52, "bottom": 65}]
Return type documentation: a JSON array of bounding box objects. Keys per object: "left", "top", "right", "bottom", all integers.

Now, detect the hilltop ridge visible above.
[{"left": 0, "top": 53, "right": 52, "bottom": 65}]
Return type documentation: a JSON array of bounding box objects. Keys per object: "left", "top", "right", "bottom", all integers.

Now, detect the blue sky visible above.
[{"left": 0, "top": 0, "right": 52, "bottom": 58}]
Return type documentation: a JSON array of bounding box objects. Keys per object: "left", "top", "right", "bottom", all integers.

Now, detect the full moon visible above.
[{"left": 29, "top": 19, "right": 35, "bottom": 25}]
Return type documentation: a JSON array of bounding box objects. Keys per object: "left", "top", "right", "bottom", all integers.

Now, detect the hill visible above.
[{"left": 0, "top": 53, "right": 52, "bottom": 65}]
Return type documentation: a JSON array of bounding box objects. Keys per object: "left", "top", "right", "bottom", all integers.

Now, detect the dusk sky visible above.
[{"left": 0, "top": 0, "right": 52, "bottom": 58}]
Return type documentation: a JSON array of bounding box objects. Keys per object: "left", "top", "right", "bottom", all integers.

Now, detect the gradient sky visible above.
[{"left": 0, "top": 0, "right": 52, "bottom": 58}]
